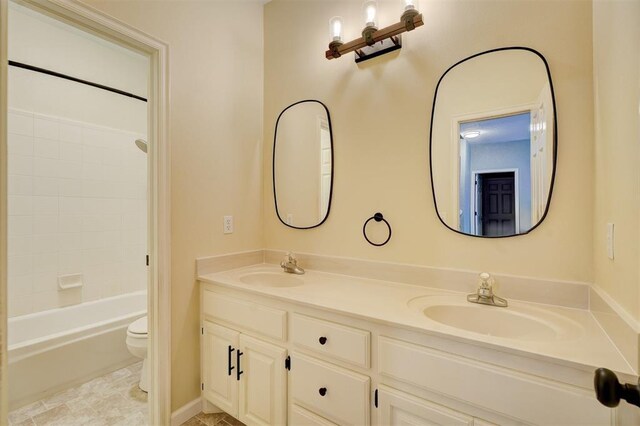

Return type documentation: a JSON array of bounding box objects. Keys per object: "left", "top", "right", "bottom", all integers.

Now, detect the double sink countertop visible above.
[{"left": 199, "top": 263, "right": 635, "bottom": 377}]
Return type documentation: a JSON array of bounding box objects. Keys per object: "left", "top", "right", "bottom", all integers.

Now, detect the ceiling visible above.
[{"left": 460, "top": 112, "right": 531, "bottom": 144}]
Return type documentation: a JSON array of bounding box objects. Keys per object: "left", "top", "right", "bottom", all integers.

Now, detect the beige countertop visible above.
[{"left": 199, "top": 263, "right": 635, "bottom": 377}]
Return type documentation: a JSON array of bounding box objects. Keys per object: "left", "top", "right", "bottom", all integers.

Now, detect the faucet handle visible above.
[
  {"left": 284, "top": 251, "right": 297, "bottom": 263},
  {"left": 478, "top": 272, "right": 493, "bottom": 288}
]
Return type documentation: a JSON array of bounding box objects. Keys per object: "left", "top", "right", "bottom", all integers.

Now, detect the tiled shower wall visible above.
[{"left": 7, "top": 109, "right": 147, "bottom": 317}]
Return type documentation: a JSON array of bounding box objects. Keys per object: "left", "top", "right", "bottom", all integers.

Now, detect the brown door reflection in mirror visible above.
[
  {"left": 273, "top": 100, "right": 334, "bottom": 229},
  {"left": 430, "top": 47, "right": 557, "bottom": 238}
]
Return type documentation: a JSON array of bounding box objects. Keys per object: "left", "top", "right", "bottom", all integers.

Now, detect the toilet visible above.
[{"left": 126, "top": 316, "right": 149, "bottom": 392}]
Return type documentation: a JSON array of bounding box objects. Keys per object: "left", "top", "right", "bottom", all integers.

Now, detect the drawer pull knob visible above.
[
  {"left": 319, "top": 336, "right": 327, "bottom": 345},
  {"left": 319, "top": 387, "right": 327, "bottom": 397}
]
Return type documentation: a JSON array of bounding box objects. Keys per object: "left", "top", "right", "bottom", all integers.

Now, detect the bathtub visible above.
[{"left": 8, "top": 291, "right": 147, "bottom": 409}]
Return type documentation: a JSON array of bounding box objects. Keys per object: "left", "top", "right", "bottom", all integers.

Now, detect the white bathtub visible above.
[{"left": 8, "top": 291, "right": 147, "bottom": 409}]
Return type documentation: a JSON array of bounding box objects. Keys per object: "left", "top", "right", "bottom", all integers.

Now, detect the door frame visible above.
[
  {"left": 450, "top": 104, "right": 534, "bottom": 230},
  {"left": 317, "top": 115, "right": 330, "bottom": 220},
  {"left": 470, "top": 168, "right": 520, "bottom": 235},
  {"left": 0, "top": 0, "right": 171, "bottom": 424}
]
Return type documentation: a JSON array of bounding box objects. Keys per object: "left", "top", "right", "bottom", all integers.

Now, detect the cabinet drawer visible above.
[
  {"left": 377, "top": 385, "right": 473, "bottom": 426},
  {"left": 378, "top": 336, "right": 610, "bottom": 425},
  {"left": 292, "top": 313, "right": 370, "bottom": 368},
  {"left": 202, "top": 290, "right": 286, "bottom": 341},
  {"left": 291, "top": 352, "right": 370, "bottom": 425},
  {"left": 290, "top": 405, "right": 338, "bottom": 426}
]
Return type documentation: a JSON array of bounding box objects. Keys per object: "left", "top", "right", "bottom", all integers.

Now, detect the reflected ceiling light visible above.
[
  {"left": 326, "top": 0, "right": 424, "bottom": 63},
  {"left": 462, "top": 131, "right": 481, "bottom": 139}
]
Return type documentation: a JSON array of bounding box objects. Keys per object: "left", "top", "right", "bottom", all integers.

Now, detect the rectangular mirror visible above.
[{"left": 430, "top": 47, "right": 556, "bottom": 238}]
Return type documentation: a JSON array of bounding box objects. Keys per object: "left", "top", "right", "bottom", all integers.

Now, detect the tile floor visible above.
[
  {"left": 8, "top": 362, "right": 148, "bottom": 426},
  {"left": 181, "top": 412, "right": 245, "bottom": 426},
  {"left": 8, "top": 361, "right": 244, "bottom": 426}
]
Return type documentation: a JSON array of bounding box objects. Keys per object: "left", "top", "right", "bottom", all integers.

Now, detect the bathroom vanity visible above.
[{"left": 199, "top": 263, "right": 633, "bottom": 425}]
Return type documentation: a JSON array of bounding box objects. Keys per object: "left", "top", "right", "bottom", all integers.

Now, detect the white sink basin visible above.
[
  {"left": 239, "top": 272, "right": 304, "bottom": 288},
  {"left": 408, "top": 295, "right": 583, "bottom": 341}
]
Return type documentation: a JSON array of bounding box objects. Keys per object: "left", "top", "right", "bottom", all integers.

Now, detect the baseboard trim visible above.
[{"left": 170, "top": 397, "right": 202, "bottom": 426}]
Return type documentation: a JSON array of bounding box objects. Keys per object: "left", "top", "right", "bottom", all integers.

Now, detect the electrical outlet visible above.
[
  {"left": 223, "top": 216, "right": 233, "bottom": 234},
  {"left": 606, "top": 223, "right": 614, "bottom": 260}
]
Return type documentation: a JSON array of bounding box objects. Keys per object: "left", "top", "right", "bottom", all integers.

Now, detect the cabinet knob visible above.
[
  {"left": 318, "top": 387, "right": 327, "bottom": 397},
  {"left": 319, "top": 336, "right": 327, "bottom": 345}
]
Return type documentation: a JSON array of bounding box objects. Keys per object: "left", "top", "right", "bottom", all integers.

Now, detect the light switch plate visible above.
[{"left": 606, "top": 223, "right": 614, "bottom": 260}]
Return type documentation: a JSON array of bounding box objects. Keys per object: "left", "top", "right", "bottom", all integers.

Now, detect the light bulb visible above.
[
  {"left": 403, "top": 0, "right": 416, "bottom": 11},
  {"left": 329, "top": 16, "right": 343, "bottom": 42},
  {"left": 363, "top": 0, "right": 378, "bottom": 28},
  {"left": 366, "top": 5, "right": 376, "bottom": 23}
]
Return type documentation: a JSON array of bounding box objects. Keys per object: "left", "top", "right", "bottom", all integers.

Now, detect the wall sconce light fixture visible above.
[{"left": 326, "top": 0, "right": 424, "bottom": 63}]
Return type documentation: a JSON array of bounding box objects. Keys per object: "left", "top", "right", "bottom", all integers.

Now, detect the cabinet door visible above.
[
  {"left": 377, "top": 386, "right": 473, "bottom": 426},
  {"left": 238, "top": 334, "right": 287, "bottom": 426},
  {"left": 202, "top": 321, "right": 239, "bottom": 417}
]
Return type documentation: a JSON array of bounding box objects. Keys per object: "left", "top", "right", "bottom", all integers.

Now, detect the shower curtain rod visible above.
[{"left": 8, "top": 60, "right": 148, "bottom": 102}]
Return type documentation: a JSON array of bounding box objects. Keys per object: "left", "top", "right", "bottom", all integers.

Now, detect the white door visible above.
[
  {"left": 202, "top": 321, "right": 240, "bottom": 417},
  {"left": 238, "top": 334, "right": 288, "bottom": 426},
  {"left": 377, "top": 386, "right": 473, "bottom": 426}
]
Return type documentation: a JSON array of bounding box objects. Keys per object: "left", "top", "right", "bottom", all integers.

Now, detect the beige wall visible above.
[
  {"left": 264, "top": 0, "right": 594, "bottom": 282},
  {"left": 9, "top": 2, "right": 148, "bottom": 101},
  {"left": 78, "top": 0, "right": 264, "bottom": 410},
  {"left": 592, "top": 0, "right": 640, "bottom": 321}
]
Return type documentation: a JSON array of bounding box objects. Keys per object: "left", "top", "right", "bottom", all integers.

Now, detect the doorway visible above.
[
  {"left": 0, "top": 0, "right": 170, "bottom": 424},
  {"left": 472, "top": 170, "right": 519, "bottom": 237}
]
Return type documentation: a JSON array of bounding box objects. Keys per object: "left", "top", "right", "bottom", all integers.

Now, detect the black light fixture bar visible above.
[{"left": 8, "top": 60, "right": 147, "bottom": 102}]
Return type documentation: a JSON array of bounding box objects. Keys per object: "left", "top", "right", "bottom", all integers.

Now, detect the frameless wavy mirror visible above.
[
  {"left": 430, "top": 47, "right": 556, "bottom": 238},
  {"left": 273, "top": 100, "right": 333, "bottom": 229}
]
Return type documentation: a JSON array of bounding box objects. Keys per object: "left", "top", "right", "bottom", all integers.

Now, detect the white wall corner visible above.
[{"left": 170, "top": 397, "right": 202, "bottom": 426}]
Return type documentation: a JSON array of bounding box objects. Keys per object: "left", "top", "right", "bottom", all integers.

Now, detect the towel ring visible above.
[{"left": 363, "top": 212, "right": 392, "bottom": 247}]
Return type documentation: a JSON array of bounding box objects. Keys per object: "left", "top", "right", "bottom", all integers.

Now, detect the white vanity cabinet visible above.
[
  {"left": 201, "top": 321, "right": 287, "bottom": 425},
  {"left": 201, "top": 283, "right": 616, "bottom": 426}
]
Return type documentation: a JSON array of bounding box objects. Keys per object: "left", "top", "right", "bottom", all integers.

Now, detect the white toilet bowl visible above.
[{"left": 126, "top": 316, "right": 149, "bottom": 392}]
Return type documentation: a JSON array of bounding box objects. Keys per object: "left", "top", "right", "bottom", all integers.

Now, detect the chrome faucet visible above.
[
  {"left": 280, "top": 252, "right": 305, "bottom": 275},
  {"left": 467, "top": 272, "right": 507, "bottom": 307}
]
